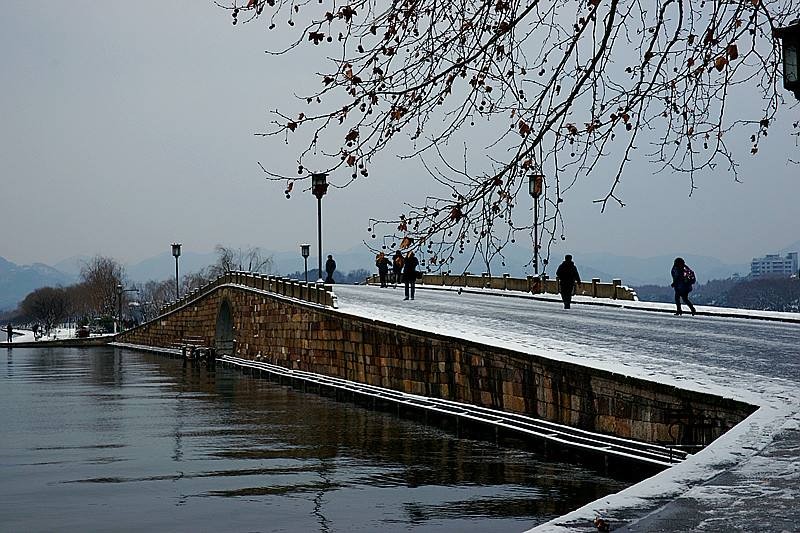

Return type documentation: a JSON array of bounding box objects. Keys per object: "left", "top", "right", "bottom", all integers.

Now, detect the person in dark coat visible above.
[
  {"left": 392, "top": 250, "right": 404, "bottom": 287},
  {"left": 375, "top": 252, "right": 390, "bottom": 288},
  {"left": 6, "top": 323, "right": 12, "bottom": 343},
  {"left": 555, "top": 254, "right": 581, "bottom": 309},
  {"left": 402, "top": 251, "right": 419, "bottom": 300},
  {"left": 325, "top": 255, "right": 336, "bottom": 284},
  {"left": 671, "top": 257, "right": 697, "bottom": 316}
]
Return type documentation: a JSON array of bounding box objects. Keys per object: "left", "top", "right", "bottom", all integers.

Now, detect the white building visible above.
[{"left": 750, "top": 252, "right": 799, "bottom": 278}]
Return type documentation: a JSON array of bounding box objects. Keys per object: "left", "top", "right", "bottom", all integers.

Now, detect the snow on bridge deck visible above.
[{"left": 331, "top": 284, "right": 800, "bottom": 532}]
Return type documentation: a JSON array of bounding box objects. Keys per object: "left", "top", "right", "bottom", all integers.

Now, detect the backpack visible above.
[{"left": 684, "top": 266, "right": 696, "bottom": 285}]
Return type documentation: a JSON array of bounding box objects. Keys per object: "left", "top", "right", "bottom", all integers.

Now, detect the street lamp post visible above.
[
  {"left": 776, "top": 18, "right": 800, "bottom": 100},
  {"left": 115, "top": 284, "right": 139, "bottom": 333},
  {"left": 171, "top": 243, "right": 182, "bottom": 300},
  {"left": 311, "top": 173, "right": 329, "bottom": 282},
  {"left": 528, "top": 171, "right": 544, "bottom": 277},
  {"left": 117, "top": 283, "right": 123, "bottom": 334},
  {"left": 300, "top": 243, "right": 311, "bottom": 282}
]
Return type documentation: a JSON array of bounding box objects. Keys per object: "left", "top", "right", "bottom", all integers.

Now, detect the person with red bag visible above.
[{"left": 671, "top": 257, "right": 697, "bottom": 316}]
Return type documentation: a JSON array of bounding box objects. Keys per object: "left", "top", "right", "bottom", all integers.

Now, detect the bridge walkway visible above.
[{"left": 329, "top": 285, "right": 800, "bottom": 532}]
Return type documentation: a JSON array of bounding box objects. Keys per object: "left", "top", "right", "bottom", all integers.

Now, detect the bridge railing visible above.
[
  {"left": 366, "top": 272, "right": 638, "bottom": 301},
  {"left": 157, "top": 271, "right": 338, "bottom": 316}
]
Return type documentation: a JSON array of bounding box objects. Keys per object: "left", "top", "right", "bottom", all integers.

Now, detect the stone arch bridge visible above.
[{"left": 117, "top": 271, "right": 754, "bottom": 452}]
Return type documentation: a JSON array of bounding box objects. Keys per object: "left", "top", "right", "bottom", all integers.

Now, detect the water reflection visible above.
[{"left": 0, "top": 347, "right": 632, "bottom": 532}]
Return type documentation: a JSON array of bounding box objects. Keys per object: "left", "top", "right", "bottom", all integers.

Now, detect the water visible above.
[{"left": 1, "top": 347, "right": 630, "bottom": 532}]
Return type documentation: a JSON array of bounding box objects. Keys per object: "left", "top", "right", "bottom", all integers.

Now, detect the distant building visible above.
[{"left": 750, "top": 252, "right": 799, "bottom": 278}]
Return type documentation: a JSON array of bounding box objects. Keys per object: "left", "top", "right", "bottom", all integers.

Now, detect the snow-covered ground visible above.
[
  {"left": 4, "top": 326, "right": 114, "bottom": 343},
  {"left": 419, "top": 283, "right": 800, "bottom": 323},
  {"left": 6, "top": 326, "right": 78, "bottom": 343},
  {"left": 331, "top": 284, "right": 800, "bottom": 532}
]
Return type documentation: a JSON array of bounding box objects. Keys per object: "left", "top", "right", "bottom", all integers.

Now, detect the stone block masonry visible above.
[{"left": 118, "top": 284, "right": 755, "bottom": 446}]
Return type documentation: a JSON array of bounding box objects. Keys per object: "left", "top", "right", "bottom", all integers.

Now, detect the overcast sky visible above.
[{"left": 1, "top": 1, "right": 798, "bottom": 270}]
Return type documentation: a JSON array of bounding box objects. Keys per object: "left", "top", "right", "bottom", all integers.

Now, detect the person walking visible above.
[
  {"left": 555, "top": 254, "right": 581, "bottom": 309},
  {"left": 671, "top": 257, "right": 697, "bottom": 316},
  {"left": 392, "top": 250, "right": 404, "bottom": 287},
  {"left": 325, "top": 255, "right": 336, "bottom": 284},
  {"left": 375, "top": 252, "right": 390, "bottom": 288},
  {"left": 6, "top": 323, "right": 12, "bottom": 343},
  {"left": 402, "top": 250, "right": 419, "bottom": 300}
]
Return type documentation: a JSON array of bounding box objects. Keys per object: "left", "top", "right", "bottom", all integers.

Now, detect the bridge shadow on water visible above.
[
  {"left": 138, "top": 344, "right": 663, "bottom": 483},
  {"left": 238, "top": 361, "right": 663, "bottom": 483},
  {"left": 125, "top": 348, "right": 635, "bottom": 525}
]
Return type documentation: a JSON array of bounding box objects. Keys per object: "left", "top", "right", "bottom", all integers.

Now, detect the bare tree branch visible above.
[{"left": 226, "top": 0, "right": 798, "bottom": 272}]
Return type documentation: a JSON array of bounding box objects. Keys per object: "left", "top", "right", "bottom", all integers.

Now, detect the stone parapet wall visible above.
[
  {"left": 158, "top": 271, "right": 337, "bottom": 317},
  {"left": 367, "top": 273, "right": 638, "bottom": 301},
  {"left": 119, "top": 285, "right": 753, "bottom": 446}
]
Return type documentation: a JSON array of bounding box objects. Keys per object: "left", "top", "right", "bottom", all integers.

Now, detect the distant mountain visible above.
[
  {"left": 5, "top": 236, "right": 783, "bottom": 312},
  {"left": 116, "top": 244, "right": 751, "bottom": 287},
  {"left": 126, "top": 251, "right": 218, "bottom": 283},
  {"left": 52, "top": 254, "right": 92, "bottom": 278},
  {"left": 0, "top": 256, "right": 75, "bottom": 312},
  {"left": 274, "top": 245, "right": 376, "bottom": 278},
  {"left": 125, "top": 247, "right": 381, "bottom": 283},
  {"left": 432, "top": 247, "right": 746, "bottom": 286},
  {"left": 577, "top": 252, "right": 749, "bottom": 286}
]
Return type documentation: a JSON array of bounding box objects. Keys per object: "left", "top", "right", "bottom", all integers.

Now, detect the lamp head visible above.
[
  {"left": 311, "top": 172, "right": 329, "bottom": 199},
  {"left": 775, "top": 18, "right": 800, "bottom": 99},
  {"left": 528, "top": 172, "right": 544, "bottom": 198}
]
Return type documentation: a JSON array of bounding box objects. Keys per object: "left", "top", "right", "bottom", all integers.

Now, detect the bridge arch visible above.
[{"left": 215, "top": 298, "right": 234, "bottom": 355}]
